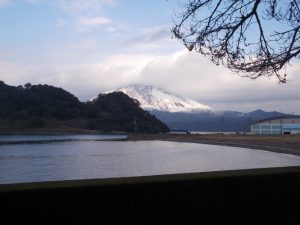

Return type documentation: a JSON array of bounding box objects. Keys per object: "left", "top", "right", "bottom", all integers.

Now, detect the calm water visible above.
[
  {"left": 0, "top": 134, "right": 127, "bottom": 142},
  {"left": 0, "top": 138, "right": 299, "bottom": 184}
]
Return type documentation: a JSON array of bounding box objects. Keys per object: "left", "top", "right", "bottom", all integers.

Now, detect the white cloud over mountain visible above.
[{"left": 2, "top": 50, "right": 300, "bottom": 114}]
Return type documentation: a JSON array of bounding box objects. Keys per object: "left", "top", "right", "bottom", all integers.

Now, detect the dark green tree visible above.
[{"left": 0, "top": 82, "right": 169, "bottom": 133}]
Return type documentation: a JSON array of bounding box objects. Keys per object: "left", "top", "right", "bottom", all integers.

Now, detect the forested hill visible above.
[{"left": 0, "top": 81, "right": 169, "bottom": 133}]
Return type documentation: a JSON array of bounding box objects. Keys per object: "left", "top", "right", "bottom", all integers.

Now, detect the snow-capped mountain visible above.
[
  {"left": 109, "top": 84, "right": 213, "bottom": 113},
  {"left": 95, "top": 84, "right": 295, "bottom": 131}
]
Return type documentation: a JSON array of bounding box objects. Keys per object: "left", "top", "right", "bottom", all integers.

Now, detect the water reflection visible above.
[
  {"left": 0, "top": 141, "right": 299, "bottom": 184},
  {"left": 0, "top": 134, "right": 127, "bottom": 143}
]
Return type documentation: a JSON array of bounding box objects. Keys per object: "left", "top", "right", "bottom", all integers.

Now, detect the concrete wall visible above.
[{"left": 1, "top": 167, "right": 299, "bottom": 225}]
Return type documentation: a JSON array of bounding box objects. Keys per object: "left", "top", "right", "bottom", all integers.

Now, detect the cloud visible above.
[
  {"left": 57, "top": 0, "right": 116, "bottom": 15},
  {"left": 55, "top": 0, "right": 116, "bottom": 31},
  {"left": 0, "top": 50, "right": 16, "bottom": 59},
  {"left": 0, "top": 54, "right": 154, "bottom": 101},
  {"left": 75, "top": 16, "right": 112, "bottom": 32},
  {"left": 67, "top": 39, "right": 98, "bottom": 49},
  {"left": 79, "top": 16, "right": 111, "bottom": 27},
  {"left": 0, "top": 61, "right": 35, "bottom": 84},
  {"left": 106, "top": 26, "right": 116, "bottom": 32},
  {"left": 125, "top": 26, "right": 174, "bottom": 50},
  {"left": 64, "top": 51, "right": 298, "bottom": 114},
  {"left": 57, "top": 18, "right": 70, "bottom": 27},
  {"left": 134, "top": 51, "right": 300, "bottom": 113},
  {"left": 0, "top": 0, "right": 116, "bottom": 30},
  {"left": 2, "top": 50, "right": 300, "bottom": 114},
  {"left": 62, "top": 50, "right": 299, "bottom": 114},
  {"left": 1, "top": 1, "right": 299, "bottom": 114},
  {"left": 0, "top": 0, "right": 12, "bottom": 7},
  {"left": 25, "top": 0, "right": 46, "bottom": 4},
  {"left": 49, "top": 54, "right": 156, "bottom": 100}
]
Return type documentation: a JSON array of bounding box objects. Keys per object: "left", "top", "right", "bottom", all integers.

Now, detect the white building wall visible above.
[{"left": 251, "top": 118, "right": 300, "bottom": 135}]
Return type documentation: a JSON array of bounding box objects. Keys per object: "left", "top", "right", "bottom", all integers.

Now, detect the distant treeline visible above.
[{"left": 0, "top": 81, "right": 169, "bottom": 133}]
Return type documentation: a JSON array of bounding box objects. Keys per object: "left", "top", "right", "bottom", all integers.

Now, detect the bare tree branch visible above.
[{"left": 172, "top": 0, "right": 300, "bottom": 83}]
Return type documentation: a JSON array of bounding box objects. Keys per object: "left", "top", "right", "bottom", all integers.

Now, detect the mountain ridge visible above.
[
  {"left": 109, "top": 84, "right": 298, "bottom": 131},
  {"left": 109, "top": 84, "right": 212, "bottom": 113}
]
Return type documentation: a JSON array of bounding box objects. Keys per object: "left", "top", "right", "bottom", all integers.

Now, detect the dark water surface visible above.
[
  {"left": 0, "top": 138, "right": 299, "bottom": 184},
  {"left": 0, "top": 134, "right": 127, "bottom": 143}
]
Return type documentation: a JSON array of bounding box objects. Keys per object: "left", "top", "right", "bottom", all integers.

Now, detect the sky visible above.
[{"left": 0, "top": 0, "right": 300, "bottom": 114}]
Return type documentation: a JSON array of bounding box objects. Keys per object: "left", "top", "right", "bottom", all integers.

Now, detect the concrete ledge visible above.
[{"left": 1, "top": 167, "right": 300, "bottom": 224}]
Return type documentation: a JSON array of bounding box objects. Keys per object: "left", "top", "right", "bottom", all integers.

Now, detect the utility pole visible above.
[
  {"left": 221, "top": 116, "right": 224, "bottom": 133},
  {"left": 133, "top": 117, "right": 138, "bottom": 133},
  {"left": 248, "top": 117, "right": 252, "bottom": 133}
]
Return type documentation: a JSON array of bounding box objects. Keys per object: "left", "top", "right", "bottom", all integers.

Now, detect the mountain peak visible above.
[{"left": 109, "top": 84, "right": 213, "bottom": 113}]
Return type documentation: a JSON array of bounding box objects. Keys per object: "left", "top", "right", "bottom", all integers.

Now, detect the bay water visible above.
[{"left": 0, "top": 135, "right": 299, "bottom": 184}]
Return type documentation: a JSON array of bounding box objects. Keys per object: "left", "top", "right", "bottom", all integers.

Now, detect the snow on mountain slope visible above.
[{"left": 108, "top": 84, "right": 213, "bottom": 113}]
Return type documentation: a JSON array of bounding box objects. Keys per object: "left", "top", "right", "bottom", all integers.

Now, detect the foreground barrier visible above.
[{"left": 1, "top": 166, "right": 299, "bottom": 224}]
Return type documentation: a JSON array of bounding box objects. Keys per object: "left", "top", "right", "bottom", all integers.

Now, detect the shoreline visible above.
[
  {"left": 127, "top": 133, "right": 300, "bottom": 156},
  {"left": 0, "top": 131, "right": 299, "bottom": 156}
]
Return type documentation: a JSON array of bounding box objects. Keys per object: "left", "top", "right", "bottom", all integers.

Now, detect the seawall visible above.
[{"left": 1, "top": 166, "right": 299, "bottom": 224}]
